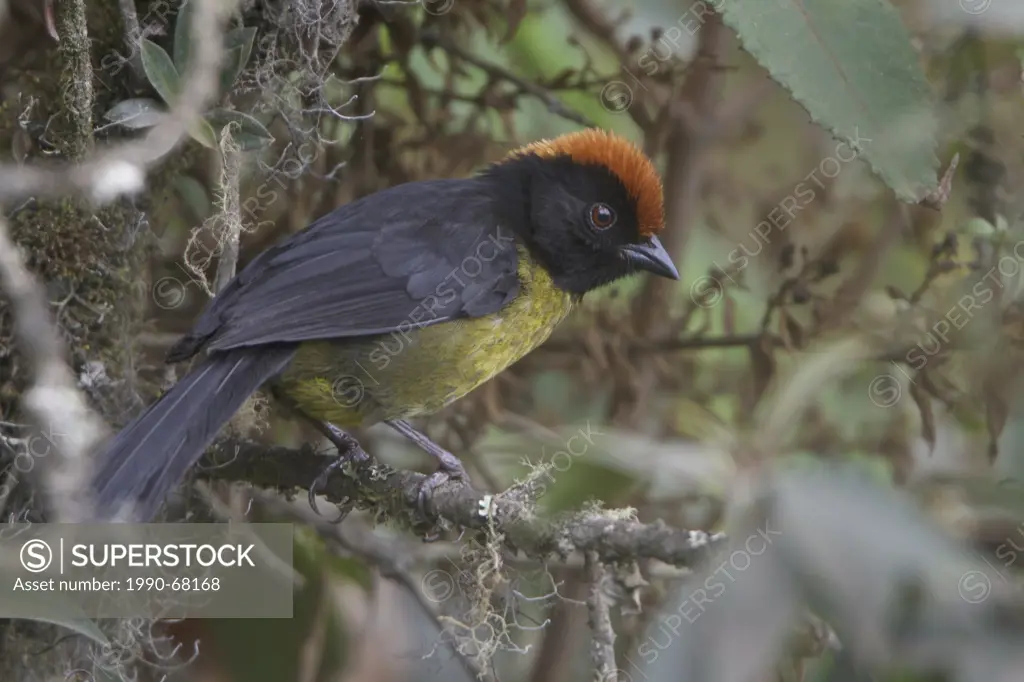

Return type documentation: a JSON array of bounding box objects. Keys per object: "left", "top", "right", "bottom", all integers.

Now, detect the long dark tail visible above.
[{"left": 91, "top": 346, "right": 296, "bottom": 521}]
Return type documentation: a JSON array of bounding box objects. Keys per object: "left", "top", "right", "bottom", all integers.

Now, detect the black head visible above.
[{"left": 482, "top": 143, "right": 679, "bottom": 295}]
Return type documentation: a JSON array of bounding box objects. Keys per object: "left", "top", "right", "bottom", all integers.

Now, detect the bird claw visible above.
[
  {"left": 308, "top": 457, "right": 347, "bottom": 516},
  {"left": 415, "top": 456, "right": 469, "bottom": 541},
  {"left": 329, "top": 498, "right": 355, "bottom": 524},
  {"left": 307, "top": 424, "right": 370, "bottom": 517}
]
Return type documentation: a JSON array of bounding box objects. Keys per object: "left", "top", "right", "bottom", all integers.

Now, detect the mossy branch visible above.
[
  {"left": 55, "top": 0, "right": 94, "bottom": 161},
  {"left": 201, "top": 439, "right": 725, "bottom": 566}
]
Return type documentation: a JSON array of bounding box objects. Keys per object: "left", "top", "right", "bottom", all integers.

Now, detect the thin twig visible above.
[
  {"left": 919, "top": 153, "right": 960, "bottom": 210},
  {"left": 420, "top": 32, "right": 596, "bottom": 129},
  {"left": 584, "top": 551, "right": 617, "bottom": 682},
  {"left": 615, "top": 9, "right": 729, "bottom": 424},
  {"left": 631, "top": 10, "right": 728, "bottom": 338},
  {"left": 213, "top": 136, "right": 243, "bottom": 293},
  {"left": 116, "top": 0, "right": 144, "bottom": 81},
  {"left": 561, "top": 0, "right": 655, "bottom": 131}
]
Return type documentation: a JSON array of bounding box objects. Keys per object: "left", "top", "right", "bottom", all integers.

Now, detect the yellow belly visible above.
[{"left": 274, "top": 248, "right": 575, "bottom": 426}]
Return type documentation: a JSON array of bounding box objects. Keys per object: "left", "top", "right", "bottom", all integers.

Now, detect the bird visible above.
[{"left": 89, "top": 127, "right": 680, "bottom": 521}]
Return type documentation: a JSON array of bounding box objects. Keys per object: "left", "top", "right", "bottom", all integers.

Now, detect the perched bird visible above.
[{"left": 90, "top": 128, "right": 679, "bottom": 521}]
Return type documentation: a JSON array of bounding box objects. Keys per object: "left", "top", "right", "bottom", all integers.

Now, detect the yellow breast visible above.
[{"left": 276, "top": 246, "right": 576, "bottom": 426}]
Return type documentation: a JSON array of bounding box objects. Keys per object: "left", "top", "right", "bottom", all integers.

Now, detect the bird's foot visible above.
[
  {"left": 308, "top": 421, "right": 370, "bottom": 521},
  {"left": 415, "top": 449, "right": 469, "bottom": 518},
  {"left": 384, "top": 419, "right": 472, "bottom": 541}
]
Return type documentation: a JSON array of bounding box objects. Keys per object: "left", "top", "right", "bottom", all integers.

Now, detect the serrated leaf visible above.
[
  {"left": 188, "top": 117, "right": 218, "bottom": 149},
  {"left": 173, "top": 0, "right": 194, "bottom": 73},
  {"left": 206, "top": 108, "right": 274, "bottom": 151},
  {"left": 717, "top": 0, "right": 939, "bottom": 202},
  {"left": 140, "top": 39, "right": 181, "bottom": 106},
  {"left": 103, "top": 98, "right": 166, "bottom": 130},
  {"left": 219, "top": 27, "right": 257, "bottom": 95}
]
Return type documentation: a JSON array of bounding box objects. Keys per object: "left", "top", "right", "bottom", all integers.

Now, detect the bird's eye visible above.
[{"left": 589, "top": 203, "right": 616, "bottom": 231}]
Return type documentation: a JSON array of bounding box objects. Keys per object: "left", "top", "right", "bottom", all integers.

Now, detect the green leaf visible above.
[
  {"left": 717, "top": 0, "right": 939, "bottom": 202},
  {"left": 219, "top": 27, "right": 257, "bottom": 95},
  {"left": 188, "top": 117, "right": 218, "bottom": 149},
  {"left": 102, "top": 98, "right": 166, "bottom": 130},
  {"left": 173, "top": 174, "right": 211, "bottom": 222},
  {"left": 206, "top": 108, "right": 275, "bottom": 151},
  {"left": 173, "top": 0, "right": 194, "bottom": 73},
  {"left": 140, "top": 39, "right": 181, "bottom": 106},
  {"left": 218, "top": 45, "right": 246, "bottom": 97},
  {"left": 225, "top": 27, "right": 257, "bottom": 70}
]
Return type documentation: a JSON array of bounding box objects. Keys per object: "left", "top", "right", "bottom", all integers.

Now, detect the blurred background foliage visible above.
[{"left": 5, "top": 0, "right": 1024, "bottom": 680}]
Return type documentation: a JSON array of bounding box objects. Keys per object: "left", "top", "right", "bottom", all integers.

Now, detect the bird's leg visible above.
[
  {"left": 385, "top": 419, "right": 469, "bottom": 517},
  {"left": 306, "top": 419, "right": 370, "bottom": 519},
  {"left": 268, "top": 386, "right": 370, "bottom": 518}
]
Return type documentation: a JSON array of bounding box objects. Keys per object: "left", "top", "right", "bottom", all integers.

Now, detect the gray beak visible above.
[{"left": 620, "top": 235, "right": 679, "bottom": 280}]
